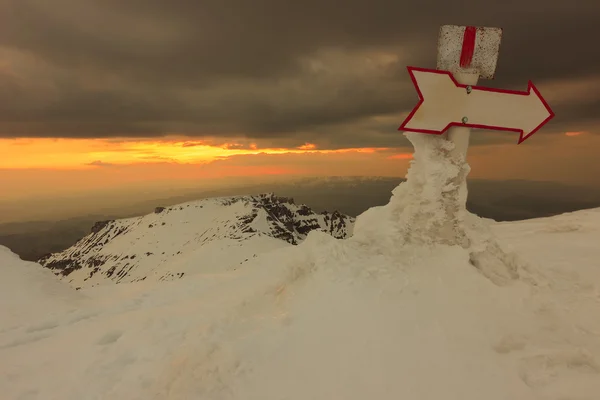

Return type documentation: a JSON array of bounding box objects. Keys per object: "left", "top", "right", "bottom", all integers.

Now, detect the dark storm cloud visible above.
[{"left": 0, "top": 0, "right": 599, "bottom": 145}]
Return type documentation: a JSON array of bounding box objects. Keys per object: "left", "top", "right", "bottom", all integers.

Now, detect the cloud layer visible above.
[{"left": 1, "top": 0, "right": 599, "bottom": 147}]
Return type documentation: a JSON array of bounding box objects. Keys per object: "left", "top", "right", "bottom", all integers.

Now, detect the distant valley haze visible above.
[{"left": 2, "top": 176, "right": 600, "bottom": 262}]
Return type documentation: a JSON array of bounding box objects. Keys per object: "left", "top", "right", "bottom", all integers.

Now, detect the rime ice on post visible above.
[
  {"left": 396, "top": 25, "right": 506, "bottom": 246},
  {"left": 396, "top": 24, "right": 553, "bottom": 276},
  {"left": 437, "top": 25, "right": 502, "bottom": 80}
]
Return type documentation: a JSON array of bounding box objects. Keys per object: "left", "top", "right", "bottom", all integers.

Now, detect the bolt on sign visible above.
[{"left": 399, "top": 25, "right": 555, "bottom": 145}]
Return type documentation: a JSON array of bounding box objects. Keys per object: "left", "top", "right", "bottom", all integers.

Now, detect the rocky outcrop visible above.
[{"left": 91, "top": 220, "right": 113, "bottom": 234}]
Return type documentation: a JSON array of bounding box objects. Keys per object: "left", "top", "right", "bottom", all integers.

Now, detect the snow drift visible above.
[{"left": 0, "top": 246, "right": 86, "bottom": 330}]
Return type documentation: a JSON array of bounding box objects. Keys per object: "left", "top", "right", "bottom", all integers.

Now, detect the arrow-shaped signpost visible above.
[
  {"left": 400, "top": 25, "right": 555, "bottom": 148},
  {"left": 397, "top": 25, "right": 555, "bottom": 246},
  {"left": 399, "top": 67, "right": 555, "bottom": 144}
]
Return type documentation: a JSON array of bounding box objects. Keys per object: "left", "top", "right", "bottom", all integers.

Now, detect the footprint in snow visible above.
[
  {"left": 518, "top": 348, "right": 600, "bottom": 389},
  {"left": 0, "top": 332, "right": 53, "bottom": 349},
  {"left": 492, "top": 334, "right": 528, "bottom": 354},
  {"left": 96, "top": 330, "right": 124, "bottom": 345},
  {"left": 67, "top": 311, "right": 99, "bottom": 325},
  {"left": 25, "top": 320, "right": 60, "bottom": 333}
]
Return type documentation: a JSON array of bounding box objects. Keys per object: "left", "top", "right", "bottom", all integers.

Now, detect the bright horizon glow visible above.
[
  {"left": 1, "top": 131, "right": 599, "bottom": 224},
  {"left": 0, "top": 138, "right": 398, "bottom": 170}
]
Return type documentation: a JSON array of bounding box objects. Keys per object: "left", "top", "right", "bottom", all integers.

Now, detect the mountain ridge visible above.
[{"left": 38, "top": 193, "right": 354, "bottom": 289}]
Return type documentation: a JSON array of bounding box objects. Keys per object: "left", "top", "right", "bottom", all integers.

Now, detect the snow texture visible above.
[{"left": 1, "top": 134, "right": 599, "bottom": 399}]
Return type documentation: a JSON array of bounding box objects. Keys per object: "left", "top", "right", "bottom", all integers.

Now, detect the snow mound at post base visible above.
[
  {"left": 353, "top": 132, "right": 522, "bottom": 285},
  {"left": 140, "top": 214, "right": 600, "bottom": 400}
]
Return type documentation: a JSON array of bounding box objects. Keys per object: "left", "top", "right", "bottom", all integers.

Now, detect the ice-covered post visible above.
[
  {"left": 436, "top": 25, "right": 501, "bottom": 207},
  {"left": 437, "top": 26, "right": 498, "bottom": 158},
  {"left": 398, "top": 25, "right": 554, "bottom": 246}
]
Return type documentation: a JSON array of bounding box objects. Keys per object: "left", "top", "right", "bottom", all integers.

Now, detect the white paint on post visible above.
[
  {"left": 444, "top": 71, "right": 479, "bottom": 160},
  {"left": 436, "top": 25, "right": 500, "bottom": 244},
  {"left": 446, "top": 71, "right": 478, "bottom": 223},
  {"left": 437, "top": 25, "right": 502, "bottom": 80},
  {"left": 437, "top": 25, "right": 502, "bottom": 160}
]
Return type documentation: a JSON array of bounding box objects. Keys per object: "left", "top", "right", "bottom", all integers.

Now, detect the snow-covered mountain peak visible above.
[{"left": 38, "top": 193, "right": 354, "bottom": 288}]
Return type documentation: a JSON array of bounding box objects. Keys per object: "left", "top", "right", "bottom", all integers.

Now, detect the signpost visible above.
[
  {"left": 399, "top": 25, "right": 555, "bottom": 153},
  {"left": 399, "top": 67, "right": 555, "bottom": 144},
  {"left": 396, "top": 25, "right": 555, "bottom": 246}
]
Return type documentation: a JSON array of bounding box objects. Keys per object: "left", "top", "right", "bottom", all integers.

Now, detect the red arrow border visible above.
[{"left": 398, "top": 66, "right": 555, "bottom": 144}]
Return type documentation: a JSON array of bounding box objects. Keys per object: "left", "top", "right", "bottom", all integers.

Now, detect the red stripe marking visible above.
[{"left": 459, "top": 26, "right": 477, "bottom": 68}]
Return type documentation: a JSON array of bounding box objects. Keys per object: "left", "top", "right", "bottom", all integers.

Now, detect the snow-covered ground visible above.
[
  {"left": 2, "top": 208, "right": 599, "bottom": 400},
  {"left": 1, "top": 134, "right": 599, "bottom": 399}
]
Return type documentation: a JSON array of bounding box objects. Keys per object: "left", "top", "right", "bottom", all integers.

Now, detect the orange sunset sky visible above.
[{"left": 2, "top": 129, "right": 598, "bottom": 200}]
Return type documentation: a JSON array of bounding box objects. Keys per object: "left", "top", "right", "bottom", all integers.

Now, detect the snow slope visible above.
[
  {"left": 38, "top": 193, "right": 354, "bottom": 289},
  {"left": 0, "top": 246, "right": 87, "bottom": 330},
  {"left": 1, "top": 134, "right": 599, "bottom": 400},
  {"left": 2, "top": 207, "right": 599, "bottom": 400}
]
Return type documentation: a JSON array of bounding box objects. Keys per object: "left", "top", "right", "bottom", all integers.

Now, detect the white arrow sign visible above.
[{"left": 399, "top": 67, "right": 555, "bottom": 144}]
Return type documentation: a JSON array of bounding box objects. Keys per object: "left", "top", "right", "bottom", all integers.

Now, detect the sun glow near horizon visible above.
[
  {"left": 2, "top": 130, "right": 598, "bottom": 201},
  {"left": 0, "top": 138, "right": 403, "bottom": 170}
]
